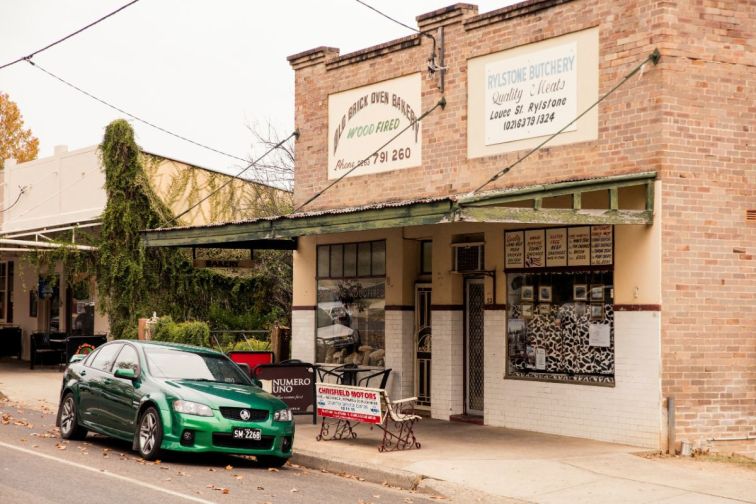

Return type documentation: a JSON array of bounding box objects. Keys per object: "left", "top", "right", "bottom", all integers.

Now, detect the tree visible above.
[{"left": 0, "top": 92, "right": 39, "bottom": 168}]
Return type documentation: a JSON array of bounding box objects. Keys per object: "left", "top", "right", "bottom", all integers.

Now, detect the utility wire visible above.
[
  {"left": 0, "top": 186, "right": 27, "bottom": 213},
  {"left": 293, "top": 97, "right": 446, "bottom": 213},
  {"left": 0, "top": 0, "right": 141, "bottom": 71},
  {"left": 354, "top": 0, "right": 437, "bottom": 50},
  {"left": 163, "top": 130, "right": 299, "bottom": 227},
  {"left": 26, "top": 59, "right": 250, "bottom": 165},
  {"left": 470, "top": 49, "right": 661, "bottom": 195}
]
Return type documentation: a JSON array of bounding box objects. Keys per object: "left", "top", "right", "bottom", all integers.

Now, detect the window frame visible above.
[{"left": 316, "top": 240, "right": 387, "bottom": 280}]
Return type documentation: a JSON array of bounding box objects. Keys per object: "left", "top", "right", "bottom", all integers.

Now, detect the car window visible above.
[
  {"left": 82, "top": 348, "right": 100, "bottom": 367},
  {"left": 113, "top": 345, "right": 140, "bottom": 375},
  {"left": 89, "top": 343, "right": 123, "bottom": 373},
  {"left": 144, "top": 346, "right": 251, "bottom": 385}
]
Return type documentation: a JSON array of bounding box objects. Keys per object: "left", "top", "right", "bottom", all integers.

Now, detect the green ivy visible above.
[{"left": 95, "top": 119, "right": 290, "bottom": 338}]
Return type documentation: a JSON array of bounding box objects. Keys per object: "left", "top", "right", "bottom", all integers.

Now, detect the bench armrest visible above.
[{"left": 392, "top": 397, "right": 418, "bottom": 404}]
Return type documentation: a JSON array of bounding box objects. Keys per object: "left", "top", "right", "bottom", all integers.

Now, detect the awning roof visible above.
[{"left": 141, "top": 172, "right": 656, "bottom": 249}]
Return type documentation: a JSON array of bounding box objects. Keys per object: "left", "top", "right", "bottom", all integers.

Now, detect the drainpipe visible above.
[{"left": 667, "top": 396, "right": 675, "bottom": 455}]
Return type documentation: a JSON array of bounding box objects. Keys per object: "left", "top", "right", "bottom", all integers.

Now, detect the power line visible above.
[
  {"left": 293, "top": 98, "right": 446, "bottom": 213},
  {"left": 163, "top": 130, "right": 299, "bottom": 227},
  {"left": 0, "top": 186, "right": 27, "bottom": 214},
  {"left": 26, "top": 59, "right": 250, "bottom": 165},
  {"left": 353, "top": 0, "right": 439, "bottom": 68},
  {"left": 0, "top": 0, "right": 141, "bottom": 71},
  {"left": 471, "top": 48, "right": 662, "bottom": 195}
]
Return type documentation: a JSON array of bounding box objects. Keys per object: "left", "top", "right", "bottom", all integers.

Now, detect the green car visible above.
[{"left": 56, "top": 340, "right": 294, "bottom": 466}]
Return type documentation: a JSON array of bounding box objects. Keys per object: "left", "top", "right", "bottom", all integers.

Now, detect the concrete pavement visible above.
[{"left": 2, "top": 358, "right": 754, "bottom": 503}]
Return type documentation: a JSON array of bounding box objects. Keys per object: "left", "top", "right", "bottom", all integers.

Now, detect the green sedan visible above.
[{"left": 56, "top": 340, "right": 294, "bottom": 466}]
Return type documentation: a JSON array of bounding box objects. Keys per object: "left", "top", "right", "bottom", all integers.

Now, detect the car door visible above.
[
  {"left": 82, "top": 343, "right": 123, "bottom": 429},
  {"left": 104, "top": 344, "right": 143, "bottom": 436}
]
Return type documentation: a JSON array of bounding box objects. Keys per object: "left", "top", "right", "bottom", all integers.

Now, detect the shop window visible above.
[
  {"left": 316, "top": 240, "right": 386, "bottom": 366},
  {"left": 505, "top": 226, "right": 615, "bottom": 386},
  {"left": 71, "top": 280, "right": 95, "bottom": 336}
]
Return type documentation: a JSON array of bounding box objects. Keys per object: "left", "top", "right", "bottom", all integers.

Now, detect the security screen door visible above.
[{"left": 465, "top": 278, "right": 485, "bottom": 415}]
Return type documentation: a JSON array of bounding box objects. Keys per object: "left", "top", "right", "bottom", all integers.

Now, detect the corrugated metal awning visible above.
[{"left": 141, "top": 172, "right": 656, "bottom": 249}]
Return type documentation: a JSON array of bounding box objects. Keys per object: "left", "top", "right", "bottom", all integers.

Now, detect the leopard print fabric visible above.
[{"left": 507, "top": 303, "right": 615, "bottom": 385}]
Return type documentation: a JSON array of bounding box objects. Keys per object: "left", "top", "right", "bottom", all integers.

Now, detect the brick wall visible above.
[
  {"left": 657, "top": 1, "right": 756, "bottom": 454},
  {"left": 288, "top": 0, "right": 755, "bottom": 451},
  {"left": 385, "top": 309, "right": 416, "bottom": 400},
  {"left": 291, "top": 309, "right": 315, "bottom": 363},
  {"left": 431, "top": 310, "right": 465, "bottom": 419},
  {"left": 487, "top": 309, "right": 663, "bottom": 447}
]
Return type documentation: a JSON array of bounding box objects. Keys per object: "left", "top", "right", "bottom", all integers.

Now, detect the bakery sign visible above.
[
  {"left": 505, "top": 225, "right": 613, "bottom": 269},
  {"left": 328, "top": 73, "right": 422, "bottom": 180}
]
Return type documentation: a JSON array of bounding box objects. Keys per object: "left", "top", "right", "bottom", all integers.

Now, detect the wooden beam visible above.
[
  {"left": 609, "top": 187, "right": 619, "bottom": 210},
  {"left": 459, "top": 171, "right": 657, "bottom": 208},
  {"left": 459, "top": 207, "right": 653, "bottom": 225}
]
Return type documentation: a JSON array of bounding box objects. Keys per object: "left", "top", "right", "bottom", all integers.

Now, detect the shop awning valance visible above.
[{"left": 141, "top": 172, "right": 656, "bottom": 250}]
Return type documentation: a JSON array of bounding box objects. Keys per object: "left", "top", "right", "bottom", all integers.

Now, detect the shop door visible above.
[
  {"left": 465, "top": 278, "right": 485, "bottom": 415},
  {"left": 414, "top": 284, "right": 432, "bottom": 410}
]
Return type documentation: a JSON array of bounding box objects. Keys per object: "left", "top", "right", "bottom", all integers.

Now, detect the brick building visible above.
[{"left": 145, "top": 0, "right": 754, "bottom": 455}]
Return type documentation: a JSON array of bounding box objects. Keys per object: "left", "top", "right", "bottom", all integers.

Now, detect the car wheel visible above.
[
  {"left": 137, "top": 407, "right": 163, "bottom": 460},
  {"left": 256, "top": 455, "right": 288, "bottom": 468},
  {"left": 58, "top": 393, "right": 88, "bottom": 440}
]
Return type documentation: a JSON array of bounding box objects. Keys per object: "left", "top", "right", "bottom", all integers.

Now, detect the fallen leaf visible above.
[
  {"left": 225, "top": 464, "right": 233, "bottom": 471},
  {"left": 233, "top": 474, "right": 243, "bottom": 480},
  {"left": 256, "top": 486, "right": 264, "bottom": 491},
  {"left": 290, "top": 488, "right": 298, "bottom": 493},
  {"left": 267, "top": 467, "right": 279, "bottom": 472},
  {"left": 222, "top": 489, "right": 229, "bottom": 495}
]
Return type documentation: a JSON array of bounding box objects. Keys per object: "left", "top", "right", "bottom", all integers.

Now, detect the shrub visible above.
[{"left": 151, "top": 316, "right": 210, "bottom": 347}]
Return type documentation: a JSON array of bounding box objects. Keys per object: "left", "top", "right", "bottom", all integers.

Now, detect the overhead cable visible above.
[
  {"left": 163, "top": 130, "right": 299, "bottom": 227},
  {"left": 0, "top": 0, "right": 141, "bottom": 71},
  {"left": 26, "top": 60, "right": 249, "bottom": 165},
  {"left": 293, "top": 97, "right": 446, "bottom": 213},
  {"left": 0, "top": 186, "right": 27, "bottom": 213},
  {"left": 470, "top": 49, "right": 662, "bottom": 195}
]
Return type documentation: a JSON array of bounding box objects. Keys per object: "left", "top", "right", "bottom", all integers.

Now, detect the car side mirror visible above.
[{"left": 114, "top": 368, "right": 137, "bottom": 380}]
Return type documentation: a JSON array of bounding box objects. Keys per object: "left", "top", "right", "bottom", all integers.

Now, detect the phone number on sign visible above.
[
  {"left": 500, "top": 111, "right": 557, "bottom": 131},
  {"left": 371, "top": 147, "right": 411, "bottom": 165}
]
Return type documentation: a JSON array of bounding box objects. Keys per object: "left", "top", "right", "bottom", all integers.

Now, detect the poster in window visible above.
[
  {"left": 504, "top": 231, "right": 525, "bottom": 269},
  {"left": 568, "top": 227, "right": 590, "bottom": 266},
  {"left": 535, "top": 347, "right": 546, "bottom": 370},
  {"left": 590, "top": 225, "right": 613, "bottom": 265},
  {"left": 524, "top": 230, "right": 545, "bottom": 268},
  {"left": 545, "top": 228, "right": 568, "bottom": 267},
  {"left": 588, "top": 323, "right": 610, "bottom": 347}
]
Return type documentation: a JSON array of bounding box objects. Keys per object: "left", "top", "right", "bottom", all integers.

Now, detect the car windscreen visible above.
[{"left": 144, "top": 347, "right": 251, "bottom": 385}]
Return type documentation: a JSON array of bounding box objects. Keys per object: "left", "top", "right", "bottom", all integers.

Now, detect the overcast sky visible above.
[{"left": 1, "top": 0, "right": 515, "bottom": 183}]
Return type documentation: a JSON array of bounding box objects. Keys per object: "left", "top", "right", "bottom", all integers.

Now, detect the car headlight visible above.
[
  {"left": 173, "top": 400, "right": 213, "bottom": 417},
  {"left": 273, "top": 408, "right": 293, "bottom": 422}
]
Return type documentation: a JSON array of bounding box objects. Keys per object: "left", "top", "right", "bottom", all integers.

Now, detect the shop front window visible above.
[
  {"left": 505, "top": 226, "right": 615, "bottom": 385},
  {"left": 316, "top": 241, "right": 385, "bottom": 366}
]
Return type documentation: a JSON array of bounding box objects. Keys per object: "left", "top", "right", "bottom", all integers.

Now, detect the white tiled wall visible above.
[
  {"left": 291, "top": 309, "right": 315, "bottom": 363},
  {"left": 384, "top": 309, "right": 415, "bottom": 400},
  {"left": 431, "top": 310, "right": 465, "bottom": 420},
  {"left": 485, "top": 309, "right": 663, "bottom": 448}
]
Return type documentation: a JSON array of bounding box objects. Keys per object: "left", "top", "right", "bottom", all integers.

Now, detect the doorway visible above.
[
  {"left": 465, "top": 278, "right": 485, "bottom": 416},
  {"left": 415, "top": 284, "right": 432, "bottom": 410}
]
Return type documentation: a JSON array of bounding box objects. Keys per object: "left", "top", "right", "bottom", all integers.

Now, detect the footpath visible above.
[{"left": 1, "top": 360, "right": 754, "bottom": 504}]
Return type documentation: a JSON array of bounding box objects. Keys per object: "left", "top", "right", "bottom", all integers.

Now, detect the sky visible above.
[{"left": 0, "top": 0, "right": 516, "bottom": 185}]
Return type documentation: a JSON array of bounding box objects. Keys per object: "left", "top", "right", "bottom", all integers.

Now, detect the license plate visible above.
[{"left": 233, "top": 428, "right": 261, "bottom": 440}]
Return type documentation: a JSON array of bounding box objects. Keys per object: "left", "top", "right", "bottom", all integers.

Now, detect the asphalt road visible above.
[{"left": 0, "top": 400, "right": 434, "bottom": 504}]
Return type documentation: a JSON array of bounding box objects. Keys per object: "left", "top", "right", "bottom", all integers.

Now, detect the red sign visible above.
[{"left": 316, "top": 383, "right": 383, "bottom": 425}]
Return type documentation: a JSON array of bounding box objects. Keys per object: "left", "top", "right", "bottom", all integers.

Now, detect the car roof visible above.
[{"left": 109, "top": 339, "right": 224, "bottom": 356}]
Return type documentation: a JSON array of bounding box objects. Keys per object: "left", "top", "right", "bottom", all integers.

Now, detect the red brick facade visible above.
[{"left": 288, "top": 0, "right": 755, "bottom": 454}]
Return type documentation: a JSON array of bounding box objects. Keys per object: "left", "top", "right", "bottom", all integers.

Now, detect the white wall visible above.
[
  {"left": 3, "top": 145, "right": 105, "bottom": 233},
  {"left": 485, "top": 309, "right": 663, "bottom": 448}
]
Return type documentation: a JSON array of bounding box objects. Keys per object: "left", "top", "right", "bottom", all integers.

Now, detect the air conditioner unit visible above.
[{"left": 452, "top": 242, "right": 484, "bottom": 273}]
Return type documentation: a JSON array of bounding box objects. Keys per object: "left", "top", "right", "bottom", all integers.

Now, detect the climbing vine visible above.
[{"left": 96, "top": 119, "right": 290, "bottom": 338}]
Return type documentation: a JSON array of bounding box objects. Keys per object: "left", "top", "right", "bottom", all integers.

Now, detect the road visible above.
[{"left": 0, "top": 400, "right": 434, "bottom": 504}]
